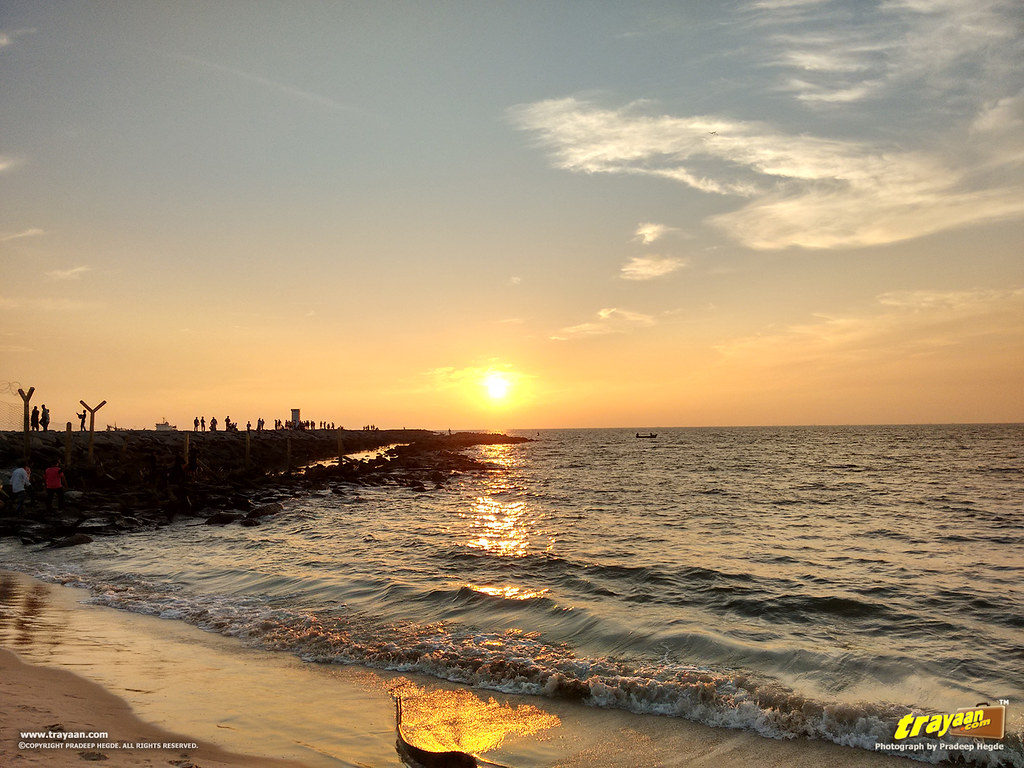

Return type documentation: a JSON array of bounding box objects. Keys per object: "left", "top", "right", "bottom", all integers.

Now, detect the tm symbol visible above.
[{"left": 999, "top": 699, "right": 1010, "bottom": 706}]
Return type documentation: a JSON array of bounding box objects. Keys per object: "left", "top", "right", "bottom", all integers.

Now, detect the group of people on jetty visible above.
[
  {"left": 191, "top": 417, "right": 343, "bottom": 432},
  {"left": 26, "top": 404, "right": 99, "bottom": 432},
  {"left": 24, "top": 403, "right": 371, "bottom": 436},
  {"left": 26, "top": 405, "right": 92, "bottom": 432}
]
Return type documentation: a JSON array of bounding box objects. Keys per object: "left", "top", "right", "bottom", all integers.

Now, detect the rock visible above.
[
  {"left": 247, "top": 502, "right": 283, "bottom": 518},
  {"left": 50, "top": 533, "right": 93, "bottom": 548},
  {"left": 78, "top": 750, "right": 109, "bottom": 761},
  {"left": 204, "top": 511, "right": 241, "bottom": 525}
]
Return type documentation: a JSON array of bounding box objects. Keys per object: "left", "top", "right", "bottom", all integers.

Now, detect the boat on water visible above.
[
  {"left": 155, "top": 419, "right": 177, "bottom": 431},
  {"left": 635, "top": 432, "right": 657, "bottom": 439}
]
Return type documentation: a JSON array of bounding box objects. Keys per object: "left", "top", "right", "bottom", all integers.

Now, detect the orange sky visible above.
[{"left": 2, "top": 2, "right": 1022, "bottom": 430}]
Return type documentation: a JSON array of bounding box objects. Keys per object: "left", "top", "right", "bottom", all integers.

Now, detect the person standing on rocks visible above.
[
  {"left": 201, "top": 416, "right": 206, "bottom": 432},
  {"left": 40, "top": 405, "right": 50, "bottom": 431},
  {"left": 77, "top": 410, "right": 87, "bottom": 430},
  {"left": 210, "top": 416, "right": 218, "bottom": 431},
  {"left": 11, "top": 460, "right": 31, "bottom": 515},
  {"left": 44, "top": 460, "right": 67, "bottom": 513},
  {"left": 31, "top": 406, "right": 40, "bottom": 431},
  {"left": 194, "top": 416, "right": 200, "bottom": 432}
]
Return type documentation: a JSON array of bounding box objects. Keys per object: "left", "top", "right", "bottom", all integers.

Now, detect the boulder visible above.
[
  {"left": 204, "top": 511, "right": 241, "bottom": 525},
  {"left": 247, "top": 502, "right": 284, "bottom": 518},
  {"left": 50, "top": 533, "right": 93, "bottom": 548}
]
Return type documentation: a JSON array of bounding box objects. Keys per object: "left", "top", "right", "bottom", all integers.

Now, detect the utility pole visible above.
[
  {"left": 18, "top": 387, "right": 34, "bottom": 462},
  {"left": 79, "top": 399, "right": 107, "bottom": 464}
]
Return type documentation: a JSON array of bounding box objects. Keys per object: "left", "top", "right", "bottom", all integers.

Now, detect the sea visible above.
[{"left": 2, "top": 424, "right": 1022, "bottom": 766}]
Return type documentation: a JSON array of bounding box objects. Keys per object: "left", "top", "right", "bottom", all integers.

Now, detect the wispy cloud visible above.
[
  {"left": 0, "top": 156, "right": 24, "bottom": 175},
  {"left": 715, "top": 288, "right": 1024, "bottom": 366},
  {"left": 621, "top": 255, "right": 686, "bottom": 281},
  {"left": 511, "top": 98, "right": 759, "bottom": 196},
  {"left": 0, "top": 296, "right": 98, "bottom": 312},
  {"left": 552, "top": 307, "right": 656, "bottom": 341},
  {"left": 749, "top": 0, "right": 1018, "bottom": 107},
  {"left": 512, "top": 2, "right": 1022, "bottom": 250},
  {"left": 750, "top": 0, "right": 830, "bottom": 8},
  {"left": 970, "top": 89, "right": 1024, "bottom": 165},
  {"left": 513, "top": 96, "right": 1024, "bottom": 248},
  {"left": 0, "top": 228, "right": 44, "bottom": 242},
  {"left": 45, "top": 265, "right": 91, "bottom": 280},
  {"left": 634, "top": 222, "right": 677, "bottom": 244},
  {"left": 0, "top": 28, "right": 36, "bottom": 50},
  {"left": 170, "top": 52, "right": 365, "bottom": 116}
]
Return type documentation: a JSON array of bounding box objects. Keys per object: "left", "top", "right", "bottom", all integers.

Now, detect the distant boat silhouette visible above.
[{"left": 635, "top": 432, "right": 657, "bottom": 439}]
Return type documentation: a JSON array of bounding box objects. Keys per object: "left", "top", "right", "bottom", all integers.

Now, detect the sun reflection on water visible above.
[
  {"left": 466, "top": 496, "right": 532, "bottom": 557},
  {"left": 465, "top": 584, "right": 550, "bottom": 600},
  {"left": 476, "top": 442, "right": 518, "bottom": 468}
]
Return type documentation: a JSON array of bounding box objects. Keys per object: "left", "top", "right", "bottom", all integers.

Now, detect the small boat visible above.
[
  {"left": 635, "top": 432, "right": 657, "bottom": 439},
  {"left": 155, "top": 419, "right": 177, "bottom": 431}
]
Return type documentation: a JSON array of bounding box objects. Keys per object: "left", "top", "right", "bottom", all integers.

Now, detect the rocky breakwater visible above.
[{"left": 0, "top": 429, "right": 530, "bottom": 547}]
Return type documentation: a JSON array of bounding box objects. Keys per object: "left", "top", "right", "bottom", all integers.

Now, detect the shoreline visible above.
[{"left": 0, "top": 569, "right": 920, "bottom": 768}]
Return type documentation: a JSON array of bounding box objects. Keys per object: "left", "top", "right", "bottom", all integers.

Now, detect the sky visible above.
[{"left": 2, "top": 0, "right": 1022, "bottom": 430}]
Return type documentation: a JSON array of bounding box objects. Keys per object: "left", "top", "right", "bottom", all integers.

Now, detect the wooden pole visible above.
[
  {"left": 183, "top": 432, "right": 190, "bottom": 461},
  {"left": 337, "top": 427, "right": 343, "bottom": 462},
  {"left": 80, "top": 399, "right": 107, "bottom": 464},
  {"left": 286, "top": 436, "right": 292, "bottom": 472},
  {"left": 18, "top": 387, "right": 34, "bottom": 461},
  {"left": 245, "top": 430, "right": 251, "bottom": 469},
  {"left": 65, "top": 422, "right": 73, "bottom": 466}
]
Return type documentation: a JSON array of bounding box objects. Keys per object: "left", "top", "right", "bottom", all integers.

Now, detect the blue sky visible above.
[{"left": 2, "top": 1, "right": 1022, "bottom": 429}]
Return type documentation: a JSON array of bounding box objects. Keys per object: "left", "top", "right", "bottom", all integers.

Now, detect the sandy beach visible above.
[
  {"left": 0, "top": 570, "right": 921, "bottom": 768},
  {"left": 1, "top": 646, "right": 305, "bottom": 768}
]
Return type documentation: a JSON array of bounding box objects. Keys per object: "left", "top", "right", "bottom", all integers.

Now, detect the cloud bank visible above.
[
  {"left": 512, "top": 1, "right": 1023, "bottom": 250},
  {"left": 512, "top": 96, "right": 1024, "bottom": 249}
]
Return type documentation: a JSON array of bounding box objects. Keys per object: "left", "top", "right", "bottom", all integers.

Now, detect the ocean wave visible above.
[{"left": 8, "top": 562, "right": 1022, "bottom": 767}]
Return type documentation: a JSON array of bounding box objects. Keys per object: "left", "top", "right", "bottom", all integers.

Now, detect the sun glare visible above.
[{"left": 483, "top": 372, "right": 511, "bottom": 401}]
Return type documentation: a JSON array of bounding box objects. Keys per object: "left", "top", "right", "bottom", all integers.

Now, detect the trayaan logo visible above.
[{"left": 894, "top": 704, "right": 1006, "bottom": 741}]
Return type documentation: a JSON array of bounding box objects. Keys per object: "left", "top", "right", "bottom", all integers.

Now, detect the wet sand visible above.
[
  {"left": 0, "top": 570, "right": 916, "bottom": 768},
  {"left": 1, "top": 647, "right": 305, "bottom": 768}
]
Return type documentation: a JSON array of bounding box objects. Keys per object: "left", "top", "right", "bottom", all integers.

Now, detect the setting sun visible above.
[{"left": 483, "top": 372, "right": 512, "bottom": 401}]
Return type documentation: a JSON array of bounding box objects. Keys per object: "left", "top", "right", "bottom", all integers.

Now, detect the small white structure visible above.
[
  {"left": 291, "top": 408, "right": 301, "bottom": 428},
  {"left": 155, "top": 419, "right": 176, "bottom": 431}
]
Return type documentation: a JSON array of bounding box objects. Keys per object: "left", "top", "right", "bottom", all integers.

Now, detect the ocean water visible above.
[{"left": 2, "top": 425, "right": 1022, "bottom": 765}]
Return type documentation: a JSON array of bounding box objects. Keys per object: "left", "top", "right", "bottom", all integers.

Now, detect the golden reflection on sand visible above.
[{"left": 392, "top": 682, "right": 559, "bottom": 755}]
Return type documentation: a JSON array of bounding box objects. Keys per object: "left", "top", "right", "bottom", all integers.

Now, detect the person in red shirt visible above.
[{"left": 44, "top": 461, "right": 67, "bottom": 513}]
